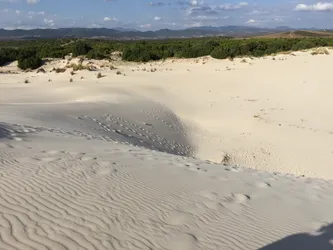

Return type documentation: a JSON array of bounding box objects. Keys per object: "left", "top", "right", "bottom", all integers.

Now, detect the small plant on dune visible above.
[
  {"left": 221, "top": 153, "right": 231, "bottom": 165},
  {"left": 87, "top": 65, "right": 97, "bottom": 71},
  {"left": 97, "top": 72, "right": 103, "bottom": 78},
  {"left": 311, "top": 48, "right": 330, "bottom": 55},
  {"left": 70, "top": 71, "right": 75, "bottom": 75},
  {"left": 69, "top": 78, "right": 73, "bottom": 82},
  {"left": 116, "top": 70, "right": 122, "bottom": 75},
  {"left": 240, "top": 59, "right": 247, "bottom": 63},
  {"left": 24, "top": 79, "right": 29, "bottom": 84},
  {"left": 55, "top": 68, "right": 66, "bottom": 73},
  {"left": 69, "top": 63, "right": 86, "bottom": 71},
  {"left": 110, "top": 65, "right": 117, "bottom": 70}
]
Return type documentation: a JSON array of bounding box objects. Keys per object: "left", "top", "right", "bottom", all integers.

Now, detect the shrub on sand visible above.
[
  {"left": 18, "top": 56, "right": 42, "bottom": 70},
  {"left": 69, "top": 63, "right": 86, "bottom": 71},
  {"left": 55, "top": 68, "right": 66, "bottom": 73},
  {"left": 311, "top": 48, "right": 330, "bottom": 55}
]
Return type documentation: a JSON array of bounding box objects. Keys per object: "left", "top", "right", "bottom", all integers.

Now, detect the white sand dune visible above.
[
  {"left": 0, "top": 121, "right": 333, "bottom": 250},
  {"left": 1, "top": 48, "right": 333, "bottom": 249}
]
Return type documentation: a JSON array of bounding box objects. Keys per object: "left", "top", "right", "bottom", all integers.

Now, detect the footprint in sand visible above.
[
  {"left": 198, "top": 191, "right": 223, "bottom": 210},
  {"left": 95, "top": 168, "right": 116, "bottom": 176},
  {"left": 45, "top": 150, "right": 60, "bottom": 155},
  {"left": 256, "top": 182, "right": 271, "bottom": 188},
  {"left": 168, "top": 232, "right": 199, "bottom": 250},
  {"left": 167, "top": 210, "right": 192, "bottom": 226},
  {"left": 11, "top": 137, "right": 23, "bottom": 141},
  {"left": 199, "top": 190, "right": 219, "bottom": 200},
  {"left": 67, "top": 151, "right": 86, "bottom": 157},
  {"left": 38, "top": 157, "right": 62, "bottom": 163},
  {"left": 224, "top": 193, "right": 251, "bottom": 204},
  {"left": 80, "top": 156, "right": 98, "bottom": 161}
]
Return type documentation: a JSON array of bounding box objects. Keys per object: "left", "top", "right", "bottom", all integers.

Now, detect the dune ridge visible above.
[{"left": 1, "top": 48, "right": 333, "bottom": 249}]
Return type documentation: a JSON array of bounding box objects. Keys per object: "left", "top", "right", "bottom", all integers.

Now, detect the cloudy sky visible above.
[{"left": 0, "top": 0, "right": 333, "bottom": 30}]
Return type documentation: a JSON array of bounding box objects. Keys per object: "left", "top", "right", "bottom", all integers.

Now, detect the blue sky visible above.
[{"left": 0, "top": 0, "right": 333, "bottom": 30}]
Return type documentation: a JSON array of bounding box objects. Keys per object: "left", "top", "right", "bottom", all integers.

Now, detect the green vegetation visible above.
[
  {"left": 17, "top": 49, "right": 42, "bottom": 70},
  {"left": 0, "top": 48, "right": 18, "bottom": 66},
  {"left": 0, "top": 37, "right": 332, "bottom": 68}
]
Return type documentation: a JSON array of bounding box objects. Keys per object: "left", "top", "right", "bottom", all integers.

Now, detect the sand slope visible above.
[
  {"left": 1, "top": 48, "right": 333, "bottom": 178},
  {"left": 1, "top": 48, "right": 333, "bottom": 249},
  {"left": 0, "top": 122, "right": 333, "bottom": 250}
]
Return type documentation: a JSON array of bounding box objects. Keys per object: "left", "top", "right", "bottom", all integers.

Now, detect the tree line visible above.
[{"left": 1, "top": 37, "right": 333, "bottom": 69}]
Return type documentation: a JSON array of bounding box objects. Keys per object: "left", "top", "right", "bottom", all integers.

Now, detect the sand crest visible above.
[{"left": 1, "top": 48, "right": 333, "bottom": 249}]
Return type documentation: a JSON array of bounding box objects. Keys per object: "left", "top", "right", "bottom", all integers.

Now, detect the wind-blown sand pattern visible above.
[
  {"left": 1, "top": 49, "right": 333, "bottom": 249},
  {"left": 0, "top": 122, "right": 333, "bottom": 250}
]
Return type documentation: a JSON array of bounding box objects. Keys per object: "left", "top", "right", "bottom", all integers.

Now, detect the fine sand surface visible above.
[
  {"left": 1, "top": 48, "right": 333, "bottom": 178},
  {"left": 0, "top": 48, "right": 333, "bottom": 249}
]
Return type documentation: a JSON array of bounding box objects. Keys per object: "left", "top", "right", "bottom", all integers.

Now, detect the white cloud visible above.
[
  {"left": 15, "top": 10, "right": 20, "bottom": 15},
  {"left": 249, "top": 10, "right": 269, "bottom": 15},
  {"left": 191, "top": 0, "right": 198, "bottom": 6},
  {"left": 184, "top": 21, "right": 202, "bottom": 27},
  {"left": 0, "top": 0, "right": 19, "bottom": 2},
  {"left": 139, "top": 23, "right": 152, "bottom": 28},
  {"left": 192, "top": 15, "right": 219, "bottom": 20},
  {"left": 219, "top": 2, "right": 248, "bottom": 10},
  {"left": 28, "top": 11, "right": 45, "bottom": 15},
  {"left": 27, "top": 0, "right": 40, "bottom": 4},
  {"left": 154, "top": 16, "right": 162, "bottom": 21},
  {"left": 44, "top": 18, "right": 54, "bottom": 26},
  {"left": 246, "top": 19, "right": 257, "bottom": 24},
  {"left": 104, "top": 17, "right": 117, "bottom": 22},
  {"left": 91, "top": 23, "right": 102, "bottom": 28},
  {"left": 295, "top": 2, "right": 333, "bottom": 12}
]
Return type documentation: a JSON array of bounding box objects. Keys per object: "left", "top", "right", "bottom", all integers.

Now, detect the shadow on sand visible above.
[
  {"left": 0, "top": 123, "right": 13, "bottom": 140},
  {"left": 1, "top": 99, "right": 196, "bottom": 157},
  {"left": 259, "top": 223, "right": 333, "bottom": 250}
]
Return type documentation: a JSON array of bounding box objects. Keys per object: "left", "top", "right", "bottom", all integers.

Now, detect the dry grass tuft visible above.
[
  {"left": 311, "top": 48, "right": 330, "bottom": 55},
  {"left": 55, "top": 68, "right": 66, "bottom": 73},
  {"left": 68, "top": 63, "right": 87, "bottom": 71}
]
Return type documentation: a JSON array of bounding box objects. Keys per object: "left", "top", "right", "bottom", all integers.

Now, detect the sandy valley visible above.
[{"left": 1, "top": 48, "right": 333, "bottom": 249}]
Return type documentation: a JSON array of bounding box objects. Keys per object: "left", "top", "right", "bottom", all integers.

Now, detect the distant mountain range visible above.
[{"left": 0, "top": 26, "right": 331, "bottom": 40}]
